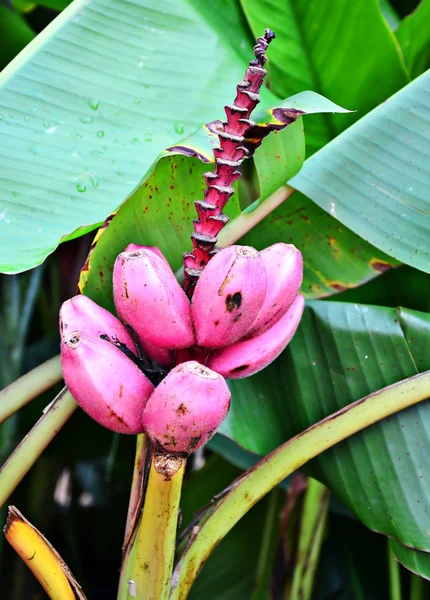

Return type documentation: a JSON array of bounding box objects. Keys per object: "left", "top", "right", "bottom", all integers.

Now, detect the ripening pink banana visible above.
[
  {"left": 142, "top": 361, "right": 230, "bottom": 454},
  {"left": 60, "top": 294, "right": 137, "bottom": 352},
  {"left": 248, "top": 243, "right": 303, "bottom": 336},
  {"left": 139, "top": 338, "right": 173, "bottom": 369},
  {"left": 113, "top": 249, "right": 195, "bottom": 349},
  {"left": 191, "top": 245, "right": 267, "bottom": 349},
  {"left": 124, "top": 243, "right": 170, "bottom": 267},
  {"left": 61, "top": 331, "right": 154, "bottom": 434},
  {"left": 207, "top": 294, "right": 305, "bottom": 379}
]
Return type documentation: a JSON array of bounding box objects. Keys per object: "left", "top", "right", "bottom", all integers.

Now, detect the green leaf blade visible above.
[
  {"left": 291, "top": 70, "right": 430, "bottom": 272},
  {"left": 0, "top": 0, "right": 252, "bottom": 274},
  {"left": 220, "top": 301, "right": 430, "bottom": 551}
]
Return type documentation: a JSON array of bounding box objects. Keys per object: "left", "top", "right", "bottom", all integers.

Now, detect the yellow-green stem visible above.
[
  {"left": 123, "top": 434, "right": 148, "bottom": 551},
  {"left": 217, "top": 185, "right": 295, "bottom": 247},
  {"left": 0, "top": 355, "right": 63, "bottom": 423},
  {"left": 118, "top": 455, "right": 185, "bottom": 600},
  {"left": 170, "top": 370, "right": 430, "bottom": 599},
  {"left": 388, "top": 538, "right": 402, "bottom": 600},
  {"left": 288, "top": 479, "right": 329, "bottom": 600},
  {"left": 0, "top": 387, "right": 77, "bottom": 508}
]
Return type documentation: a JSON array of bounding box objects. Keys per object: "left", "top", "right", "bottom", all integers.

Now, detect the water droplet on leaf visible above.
[
  {"left": 76, "top": 183, "right": 87, "bottom": 192},
  {"left": 88, "top": 98, "right": 99, "bottom": 110},
  {"left": 79, "top": 116, "right": 93, "bottom": 124},
  {"left": 96, "top": 130, "right": 104, "bottom": 138},
  {"left": 175, "top": 123, "right": 184, "bottom": 135}
]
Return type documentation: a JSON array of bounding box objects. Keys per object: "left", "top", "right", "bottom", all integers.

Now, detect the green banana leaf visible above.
[
  {"left": 240, "top": 0, "right": 409, "bottom": 154},
  {"left": 0, "top": 0, "right": 274, "bottom": 274},
  {"left": 220, "top": 302, "right": 430, "bottom": 556},
  {"left": 292, "top": 70, "right": 430, "bottom": 273}
]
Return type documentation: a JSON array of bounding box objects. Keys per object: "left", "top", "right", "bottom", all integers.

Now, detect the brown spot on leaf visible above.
[
  {"left": 331, "top": 283, "right": 349, "bottom": 292},
  {"left": 370, "top": 259, "right": 392, "bottom": 273}
]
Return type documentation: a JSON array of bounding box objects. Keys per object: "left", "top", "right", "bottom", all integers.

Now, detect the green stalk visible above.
[
  {"left": 0, "top": 387, "right": 77, "bottom": 508},
  {"left": 288, "top": 479, "right": 329, "bottom": 600},
  {"left": 217, "top": 185, "right": 295, "bottom": 248},
  {"left": 170, "top": 370, "right": 430, "bottom": 600},
  {"left": 388, "top": 539, "right": 402, "bottom": 600},
  {"left": 123, "top": 433, "right": 148, "bottom": 551},
  {"left": 0, "top": 355, "right": 63, "bottom": 423},
  {"left": 410, "top": 573, "right": 425, "bottom": 600},
  {"left": 118, "top": 455, "right": 185, "bottom": 600},
  {"left": 250, "top": 488, "right": 282, "bottom": 599}
]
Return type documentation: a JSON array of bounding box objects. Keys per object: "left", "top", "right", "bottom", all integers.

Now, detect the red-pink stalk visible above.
[{"left": 183, "top": 29, "right": 275, "bottom": 296}]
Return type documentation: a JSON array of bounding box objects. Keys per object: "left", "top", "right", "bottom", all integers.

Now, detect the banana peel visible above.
[{"left": 4, "top": 506, "right": 86, "bottom": 600}]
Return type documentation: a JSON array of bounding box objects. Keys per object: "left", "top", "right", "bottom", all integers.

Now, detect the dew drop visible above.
[
  {"left": 76, "top": 183, "right": 87, "bottom": 192},
  {"left": 96, "top": 130, "right": 104, "bottom": 138},
  {"left": 133, "top": 98, "right": 142, "bottom": 104},
  {"left": 174, "top": 123, "right": 184, "bottom": 135},
  {"left": 79, "top": 116, "right": 93, "bottom": 124},
  {"left": 90, "top": 176, "right": 99, "bottom": 188},
  {"left": 88, "top": 98, "right": 99, "bottom": 110},
  {"left": 131, "top": 137, "right": 139, "bottom": 143},
  {"left": 143, "top": 83, "right": 150, "bottom": 89}
]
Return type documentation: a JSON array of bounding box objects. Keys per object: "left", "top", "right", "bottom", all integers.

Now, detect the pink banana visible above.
[
  {"left": 142, "top": 361, "right": 230, "bottom": 454},
  {"left": 140, "top": 338, "right": 173, "bottom": 369},
  {"left": 113, "top": 248, "right": 195, "bottom": 349},
  {"left": 249, "top": 243, "right": 303, "bottom": 336},
  {"left": 191, "top": 245, "right": 267, "bottom": 348},
  {"left": 207, "top": 294, "right": 305, "bottom": 379},
  {"left": 61, "top": 331, "right": 154, "bottom": 434},
  {"left": 60, "top": 294, "right": 137, "bottom": 352},
  {"left": 124, "top": 243, "right": 170, "bottom": 267}
]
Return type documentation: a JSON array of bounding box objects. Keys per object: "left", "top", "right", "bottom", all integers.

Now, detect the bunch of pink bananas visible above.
[{"left": 60, "top": 242, "right": 303, "bottom": 454}]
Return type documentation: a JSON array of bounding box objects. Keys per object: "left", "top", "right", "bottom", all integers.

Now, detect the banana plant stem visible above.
[
  {"left": 288, "top": 479, "right": 330, "bottom": 600},
  {"left": 0, "top": 355, "right": 63, "bottom": 424},
  {"left": 388, "top": 538, "right": 402, "bottom": 600},
  {"left": 217, "top": 185, "right": 295, "bottom": 247},
  {"left": 118, "top": 454, "right": 185, "bottom": 600},
  {"left": 410, "top": 573, "right": 424, "bottom": 600},
  {"left": 0, "top": 387, "right": 77, "bottom": 508},
  {"left": 170, "top": 370, "right": 430, "bottom": 600},
  {"left": 123, "top": 433, "right": 149, "bottom": 552}
]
